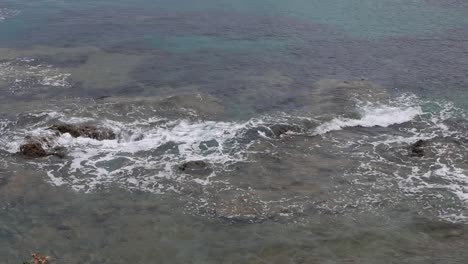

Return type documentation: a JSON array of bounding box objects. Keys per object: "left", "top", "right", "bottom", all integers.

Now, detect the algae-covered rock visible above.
[{"left": 49, "top": 124, "right": 116, "bottom": 140}]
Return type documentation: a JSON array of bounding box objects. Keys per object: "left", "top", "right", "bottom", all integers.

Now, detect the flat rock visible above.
[{"left": 49, "top": 124, "right": 116, "bottom": 140}]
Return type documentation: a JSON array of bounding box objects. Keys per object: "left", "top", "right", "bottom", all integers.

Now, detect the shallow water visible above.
[{"left": 1, "top": 0, "right": 468, "bottom": 263}]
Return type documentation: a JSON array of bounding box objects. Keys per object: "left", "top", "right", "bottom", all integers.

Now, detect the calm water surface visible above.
[{"left": 1, "top": 0, "right": 468, "bottom": 263}]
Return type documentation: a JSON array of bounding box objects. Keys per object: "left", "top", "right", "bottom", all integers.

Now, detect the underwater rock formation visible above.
[
  {"left": 179, "top": 160, "right": 213, "bottom": 176},
  {"left": 409, "top": 139, "right": 426, "bottom": 157}
]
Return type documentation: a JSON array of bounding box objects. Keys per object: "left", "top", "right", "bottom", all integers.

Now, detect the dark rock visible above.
[
  {"left": 19, "top": 142, "right": 47, "bottom": 158},
  {"left": 269, "top": 124, "right": 299, "bottom": 138},
  {"left": 179, "top": 160, "right": 213, "bottom": 176},
  {"left": 409, "top": 139, "right": 427, "bottom": 157},
  {"left": 95, "top": 95, "right": 111, "bottom": 101},
  {"left": 19, "top": 133, "right": 65, "bottom": 158},
  {"left": 49, "top": 124, "right": 116, "bottom": 140}
]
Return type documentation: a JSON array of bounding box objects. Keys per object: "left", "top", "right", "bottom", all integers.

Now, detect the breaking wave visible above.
[
  {"left": 321, "top": 97, "right": 468, "bottom": 222},
  {"left": 315, "top": 95, "right": 422, "bottom": 134},
  {"left": 1, "top": 93, "right": 468, "bottom": 222}
]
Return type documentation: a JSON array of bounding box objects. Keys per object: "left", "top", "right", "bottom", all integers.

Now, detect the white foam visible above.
[
  {"left": 29, "top": 118, "right": 264, "bottom": 192},
  {"left": 329, "top": 96, "right": 468, "bottom": 222},
  {"left": 0, "top": 119, "right": 11, "bottom": 131},
  {"left": 315, "top": 104, "right": 422, "bottom": 135},
  {"left": 2, "top": 92, "right": 468, "bottom": 224},
  {"left": 402, "top": 159, "right": 468, "bottom": 201}
]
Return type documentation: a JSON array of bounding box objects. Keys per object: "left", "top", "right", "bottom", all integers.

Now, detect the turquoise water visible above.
[{"left": 3, "top": 0, "right": 468, "bottom": 43}]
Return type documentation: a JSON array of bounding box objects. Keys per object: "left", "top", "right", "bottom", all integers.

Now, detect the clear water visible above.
[{"left": 1, "top": 0, "right": 468, "bottom": 263}]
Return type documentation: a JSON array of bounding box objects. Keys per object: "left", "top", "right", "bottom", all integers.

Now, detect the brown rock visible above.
[
  {"left": 49, "top": 124, "right": 116, "bottom": 140},
  {"left": 19, "top": 142, "right": 47, "bottom": 158}
]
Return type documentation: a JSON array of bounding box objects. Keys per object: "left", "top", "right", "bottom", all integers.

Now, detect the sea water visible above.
[{"left": 1, "top": 0, "right": 468, "bottom": 263}]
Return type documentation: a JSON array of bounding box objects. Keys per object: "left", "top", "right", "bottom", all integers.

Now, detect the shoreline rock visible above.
[
  {"left": 49, "top": 124, "right": 116, "bottom": 141},
  {"left": 19, "top": 141, "right": 48, "bottom": 158},
  {"left": 19, "top": 123, "right": 116, "bottom": 158}
]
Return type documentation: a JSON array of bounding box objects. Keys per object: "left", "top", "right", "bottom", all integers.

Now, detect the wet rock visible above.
[
  {"left": 19, "top": 142, "right": 47, "bottom": 158},
  {"left": 179, "top": 160, "right": 213, "bottom": 176},
  {"left": 19, "top": 135, "right": 65, "bottom": 158},
  {"left": 409, "top": 139, "right": 426, "bottom": 157},
  {"left": 49, "top": 124, "right": 116, "bottom": 140},
  {"left": 269, "top": 124, "right": 299, "bottom": 138}
]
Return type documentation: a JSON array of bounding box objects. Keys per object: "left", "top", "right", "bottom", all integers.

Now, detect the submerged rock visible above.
[
  {"left": 49, "top": 124, "right": 116, "bottom": 140},
  {"left": 179, "top": 160, "right": 213, "bottom": 176},
  {"left": 409, "top": 139, "right": 426, "bottom": 157}
]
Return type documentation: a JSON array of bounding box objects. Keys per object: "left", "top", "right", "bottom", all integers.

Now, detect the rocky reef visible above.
[
  {"left": 49, "top": 124, "right": 116, "bottom": 140},
  {"left": 19, "top": 123, "right": 115, "bottom": 158}
]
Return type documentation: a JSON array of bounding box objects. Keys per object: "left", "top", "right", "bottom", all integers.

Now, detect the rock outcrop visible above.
[
  {"left": 19, "top": 141, "right": 48, "bottom": 158},
  {"left": 49, "top": 124, "right": 116, "bottom": 140},
  {"left": 19, "top": 135, "right": 66, "bottom": 158},
  {"left": 19, "top": 123, "right": 116, "bottom": 158}
]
